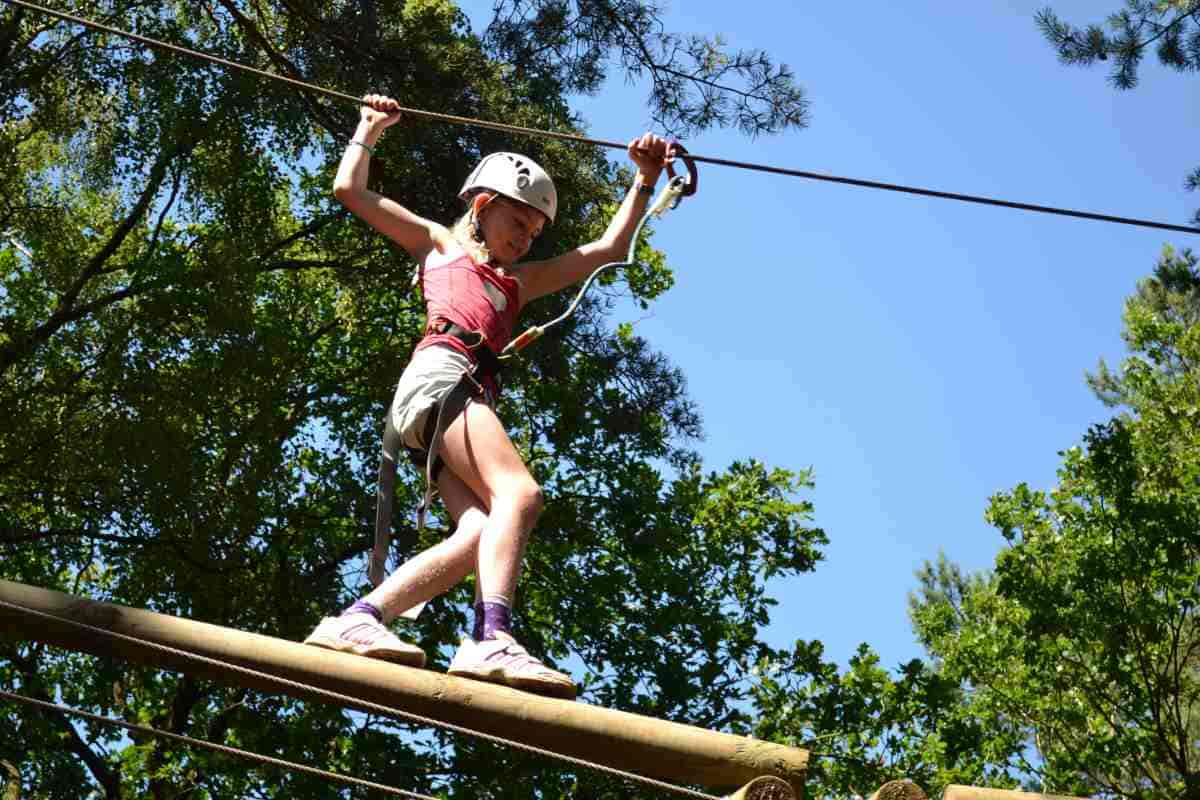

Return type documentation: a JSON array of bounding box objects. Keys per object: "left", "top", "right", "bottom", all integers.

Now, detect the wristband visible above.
[
  {"left": 634, "top": 179, "right": 656, "bottom": 196},
  {"left": 349, "top": 139, "right": 375, "bottom": 156}
]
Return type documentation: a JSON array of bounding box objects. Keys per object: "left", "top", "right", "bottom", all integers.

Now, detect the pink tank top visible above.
[{"left": 414, "top": 246, "right": 522, "bottom": 393}]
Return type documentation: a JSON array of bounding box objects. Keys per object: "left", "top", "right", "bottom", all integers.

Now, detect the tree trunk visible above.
[{"left": 1, "top": 760, "right": 20, "bottom": 800}]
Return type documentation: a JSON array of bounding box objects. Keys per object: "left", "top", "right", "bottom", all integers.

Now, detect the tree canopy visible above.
[
  {"left": 1037, "top": 1, "right": 1200, "bottom": 224},
  {"left": 747, "top": 243, "right": 1200, "bottom": 800},
  {"left": 908, "top": 246, "right": 1200, "bottom": 800}
]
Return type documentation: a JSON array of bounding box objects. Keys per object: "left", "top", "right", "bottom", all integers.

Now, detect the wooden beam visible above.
[
  {"left": 944, "top": 786, "right": 1087, "bottom": 800},
  {"left": 0, "top": 579, "right": 807, "bottom": 793}
]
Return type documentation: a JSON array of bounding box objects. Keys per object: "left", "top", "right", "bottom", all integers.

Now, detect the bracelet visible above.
[
  {"left": 349, "top": 139, "right": 375, "bottom": 156},
  {"left": 634, "top": 179, "right": 656, "bottom": 196}
]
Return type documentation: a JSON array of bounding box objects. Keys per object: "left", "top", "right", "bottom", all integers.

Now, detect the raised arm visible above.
[
  {"left": 333, "top": 94, "right": 449, "bottom": 264},
  {"left": 518, "top": 133, "right": 672, "bottom": 304}
]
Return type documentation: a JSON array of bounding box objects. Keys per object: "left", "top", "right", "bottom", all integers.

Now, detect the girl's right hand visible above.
[{"left": 360, "top": 94, "right": 403, "bottom": 129}]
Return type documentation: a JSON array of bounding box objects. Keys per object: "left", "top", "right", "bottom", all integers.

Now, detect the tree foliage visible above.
[
  {"left": 1037, "top": 1, "right": 1200, "bottom": 224},
  {"left": 751, "top": 635, "right": 988, "bottom": 800},
  {"left": 751, "top": 247, "right": 1200, "bottom": 800},
  {"left": 909, "top": 247, "right": 1200, "bottom": 800},
  {"left": 482, "top": 0, "right": 809, "bottom": 137},
  {"left": 0, "top": 1, "right": 822, "bottom": 797}
]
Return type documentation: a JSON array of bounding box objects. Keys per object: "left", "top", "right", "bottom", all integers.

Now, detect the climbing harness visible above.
[
  {"left": 371, "top": 152, "right": 698, "bottom": 600},
  {"left": 369, "top": 323, "right": 505, "bottom": 592}
]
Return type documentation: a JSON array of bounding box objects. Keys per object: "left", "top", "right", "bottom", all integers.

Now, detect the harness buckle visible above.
[{"left": 429, "top": 319, "right": 503, "bottom": 381}]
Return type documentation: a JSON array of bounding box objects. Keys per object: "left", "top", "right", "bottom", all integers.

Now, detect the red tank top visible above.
[{"left": 414, "top": 247, "right": 522, "bottom": 394}]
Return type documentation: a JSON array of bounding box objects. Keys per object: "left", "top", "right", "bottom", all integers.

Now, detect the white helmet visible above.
[{"left": 459, "top": 152, "right": 557, "bottom": 224}]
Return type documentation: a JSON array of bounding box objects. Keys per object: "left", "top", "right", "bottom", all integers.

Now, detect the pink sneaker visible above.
[
  {"left": 303, "top": 614, "right": 426, "bottom": 668},
  {"left": 447, "top": 631, "right": 575, "bottom": 700}
]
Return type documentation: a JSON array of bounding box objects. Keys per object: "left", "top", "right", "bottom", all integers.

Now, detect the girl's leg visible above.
[
  {"left": 362, "top": 470, "right": 488, "bottom": 621},
  {"left": 436, "top": 399, "right": 543, "bottom": 608},
  {"left": 438, "top": 399, "right": 575, "bottom": 699},
  {"left": 304, "top": 470, "right": 488, "bottom": 666}
]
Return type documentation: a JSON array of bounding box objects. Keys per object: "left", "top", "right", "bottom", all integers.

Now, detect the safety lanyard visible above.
[{"left": 502, "top": 148, "right": 699, "bottom": 359}]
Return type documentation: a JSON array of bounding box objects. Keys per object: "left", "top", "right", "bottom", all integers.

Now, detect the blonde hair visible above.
[
  {"left": 449, "top": 209, "right": 490, "bottom": 264},
  {"left": 450, "top": 190, "right": 517, "bottom": 264}
]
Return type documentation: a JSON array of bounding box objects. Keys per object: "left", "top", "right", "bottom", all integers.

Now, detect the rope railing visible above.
[
  {"left": 3, "top": 0, "right": 1198, "bottom": 235},
  {"left": 0, "top": 688, "right": 440, "bottom": 800}
]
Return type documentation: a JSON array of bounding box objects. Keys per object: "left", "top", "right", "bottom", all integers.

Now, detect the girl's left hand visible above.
[{"left": 628, "top": 132, "right": 672, "bottom": 181}]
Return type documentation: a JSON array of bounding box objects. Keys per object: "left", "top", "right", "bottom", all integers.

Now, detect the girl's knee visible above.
[
  {"left": 509, "top": 478, "right": 544, "bottom": 519},
  {"left": 448, "top": 507, "right": 487, "bottom": 546},
  {"left": 456, "top": 506, "right": 488, "bottom": 533}
]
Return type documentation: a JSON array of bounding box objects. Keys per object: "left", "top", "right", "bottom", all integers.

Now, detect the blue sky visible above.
[{"left": 452, "top": 1, "right": 1200, "bottom": 670}]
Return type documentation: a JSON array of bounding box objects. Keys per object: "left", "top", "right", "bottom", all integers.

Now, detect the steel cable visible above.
[
  {"left": 4, "top": 0, "right": 1198, "bottom": 235},
  {"left": 0, "top": 688, "right": 440, "bottom": 800}
]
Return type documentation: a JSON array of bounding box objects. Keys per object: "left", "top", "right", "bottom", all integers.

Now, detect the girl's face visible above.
[{"left": 477, "top": 196, "right": 547, "bottom": 265}]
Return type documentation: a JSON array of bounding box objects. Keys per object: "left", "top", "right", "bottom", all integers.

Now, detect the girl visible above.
[{"left": 304, "top": 94, "right": 672, "bottom": 700}]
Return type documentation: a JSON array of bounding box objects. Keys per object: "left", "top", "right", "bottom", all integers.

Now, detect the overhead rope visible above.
[
  {"left": 5, "top": 0, "right": 1198, "bottom": 236},
  {"left": 0, "top": 688, "right": 439, "bottom": 800},
  {"left": 0, "top": 597, "right": 721, "bottom": 800}
]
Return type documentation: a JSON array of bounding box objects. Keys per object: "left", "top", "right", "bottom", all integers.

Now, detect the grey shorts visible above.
[{"left": 390, "top": 344, "right": 489, "bottom": 477}]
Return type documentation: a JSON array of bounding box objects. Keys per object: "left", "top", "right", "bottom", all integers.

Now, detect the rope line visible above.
[
  {"left": 0, "top": 597, "right": 721, "bottom": 800},
  {"left": 0, "top": 688, "right": 439, "bottom": 800},
  {"left": 5, "top": 0, "right": 1197, "bottom": 236}
]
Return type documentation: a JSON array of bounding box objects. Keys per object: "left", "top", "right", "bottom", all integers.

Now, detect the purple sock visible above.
[
  {"left": 472, "top": 603, "right": 485, "bottom": 641},
  {"left": 478, "top": 601, "right": 511, "bottom": 641},
  {"left": 342, "top": 600, "right": 382, "bottom": 622}
]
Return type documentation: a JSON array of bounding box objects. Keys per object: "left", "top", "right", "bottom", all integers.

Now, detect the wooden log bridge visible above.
[
  {"left": 944, "top": 787, "right": 1087, "bottom": 800},
  {"left": 0, "top": 579, "right": 808, "bottom": 794}
]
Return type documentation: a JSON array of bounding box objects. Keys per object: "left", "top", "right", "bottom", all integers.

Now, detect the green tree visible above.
[
  {"left": 750, "top": 636, "right": 988, "bottom": 800},
  {"left": 1, "top": 1, "right": 817, "bottom": 797},
  {"left": 908, "top": 247, "right": 1200, "bottom": 800},
  {"left": 481, "top": 0, "right": 809, "bottom": 136},
  {"left": 750, "top": 247, "right": 1200, "bottom": 800},
  {"left": 1036, "top": 1, "right": 1200, "bottom": 224}
]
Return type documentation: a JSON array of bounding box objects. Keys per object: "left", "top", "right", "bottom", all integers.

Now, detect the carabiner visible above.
[{"left": 665, "top": 141, "right": 699, "bottom": 198}]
